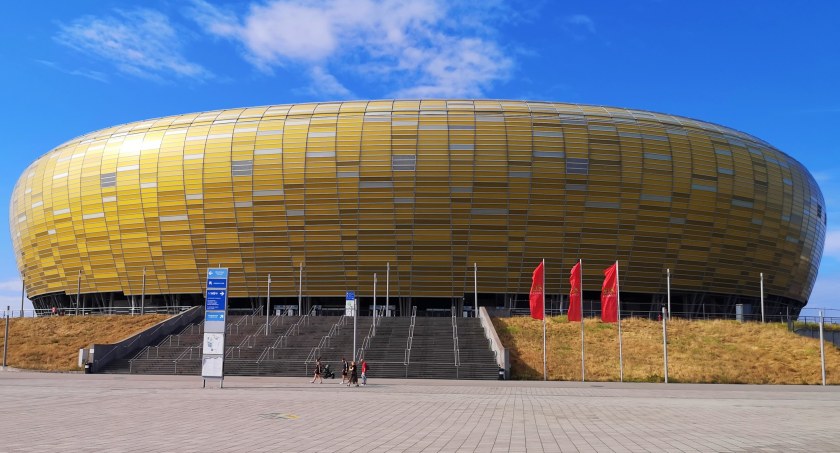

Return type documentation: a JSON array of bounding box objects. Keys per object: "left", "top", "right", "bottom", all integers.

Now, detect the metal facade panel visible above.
[{"left": 10, "top": 100, "right": 826, "bottom": 304}]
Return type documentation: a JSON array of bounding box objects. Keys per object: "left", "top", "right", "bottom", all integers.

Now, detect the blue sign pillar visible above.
[{"left": 202, "top": 268, "right": 229, "bottom": 387}]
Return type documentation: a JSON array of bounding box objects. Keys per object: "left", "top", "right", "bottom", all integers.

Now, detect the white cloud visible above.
[
  {"left": 55, "top": 8, "right": 212, "bottom": 82},
  {"left": 823, "top": 230, "right": 840, "bottom": 259},
  {"left": 804, "top": 272, "right": 840, "bottom": 315},
  {"left": 36, "top": 59, "right": 109, "bottom": 83},
  {"left": 305, "top": 67, "right": 353, "bottom": 98},
  {"left": 563, "top": 14, "right": 596, "bottom": 39},
  {"left": 811, "top": 171, "right": 832, "bottom": 184},
  {"left": 0, "top": 279, "right": 22, "bottom": 292},
  {"left": 190, "top": 0, "right": 513, "bottom": 98},
  {"left": 0, "top": 278, "right": 33, "bottom": 316}
]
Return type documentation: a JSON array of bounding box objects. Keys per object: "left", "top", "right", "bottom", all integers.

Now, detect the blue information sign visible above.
[
  {"left": 346, "top": 291, "right": 355, "bottom": 300},
  {"left": 207, "top": 268, "right": 229, "bottom": 279},
  {"left": 206, "top": 312, "right": 225, "bottom": 322},
  {"left": 207, "top": 278, "right": 228, "bottom": 289},
  {"left": 205, "top": 290, "right": 227, "bottom": 311}
]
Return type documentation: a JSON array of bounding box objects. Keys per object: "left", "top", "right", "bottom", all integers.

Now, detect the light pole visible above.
[
  {"left": 666, "top": 268, "right": 671, "bottom": 321},
  {"left": 266, "top": 274, "right": 271, "bottom": 335},
  {"left": 76, "top": 270, "right": 81, "bottom": 316},
  {"left": 298, "top": 263, "right": 302, "bottom": 316},
  {"left": 760, "top": 272, "right": 765, "bottom": 323},
  {"left": 19, "top": 277, "right": 25, "bottom": 318},
  {"left": 141, "top": 266, "right": 146, "bottom": 316},
  {"left": 373, "top": 273, "right": 377, "bottom": 336},
  {"left": 474, "top": 263, "right": 478, "bottom": 317}
]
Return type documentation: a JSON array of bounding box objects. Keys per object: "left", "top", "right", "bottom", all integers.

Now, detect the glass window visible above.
[{"left": 566, "top": 158, "right": 588, "bottom": 174}]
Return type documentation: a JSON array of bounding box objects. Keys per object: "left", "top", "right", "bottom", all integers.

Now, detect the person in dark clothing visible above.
[
  {"left": 311, "top": 358, "right": 324, "bottom": 384},
  {"left": 348, "top": 361, "right": 358, "bottom": 387},
  {"left": 340, "top": 357, "right": 349, "bottom": 384}
]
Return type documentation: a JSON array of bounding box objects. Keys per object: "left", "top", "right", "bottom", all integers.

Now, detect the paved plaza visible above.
[{"left": 0, "top": 371, "right": 838, "bottom": 452}]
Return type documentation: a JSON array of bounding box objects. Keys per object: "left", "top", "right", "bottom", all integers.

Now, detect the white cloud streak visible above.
[
  {"left": 189, "top": 0, "right": 514, "bottom": 98},
  {"left": 562, "top": 14, "right": 596, "bottom": 40},
  {"left": 55, "top": 9, "right": 212, "bottom": 82},
  {"left": 0, "top": 278, "right": 32, "bottom": 316},
  {"left": 0, "top": 279, "right": 23, "bottom": 292},
  {"left": 823, "top": 230, "right": 840, "bottom": 259},
  {"left": 804, "top": 272, "right": 840, "bottom": 314},
  {"left": 36, "top": 59, "right": 110, "bottom": 83}
]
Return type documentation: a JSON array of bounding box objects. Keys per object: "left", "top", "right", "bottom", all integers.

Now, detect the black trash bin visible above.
[
  {"left": 498, "top": 367, "right": 505, "bottom": 380},
  {"left": 84, "top": 363, "right": 91, "bottom": 374}
]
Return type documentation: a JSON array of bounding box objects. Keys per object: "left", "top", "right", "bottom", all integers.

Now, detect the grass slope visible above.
[
  {"left": 0, "top": 315, "right": 169, "bottom": 371},
  {"left": 493, "top": 316, "right": 840, "bottom": 384}
]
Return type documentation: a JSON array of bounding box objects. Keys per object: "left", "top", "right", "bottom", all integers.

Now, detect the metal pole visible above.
[
  {"left": 353, "top": 297, "right": 357, "bottom": 362},
  {"left": 373, "top": 273, "right": 377, "bottom": 336},
  {"left": 76, "top": 270, "right": 81, "bottom": 316},
  {"left": 820, "top": 310, "right": 826, "bottom": 386},
  {"left": 3, "top": 306, "right": 9, "bottom": 368},
  {"left": 666, "top": 268, "right": 671, "bottom": 321},
  {"left": 760, "top": 272, "right": 765, "bottom": 323},
  {"left": 580, "top": 259, "right": 585, "bottom": 382},
  {"left": 474, "top": 262, "right": 478, "bottom": 318},
  {"left": 542, "top": 259, "right": 546, "bottom": 381},
  {"left": 298, "top": 263, "right": 302, "bottom": 316},
  {"left": 617, "top": 260, "right": 623, "bottom": 382},
  {"left": 266, "top": 274, "right": 271, "bottom": 335},
  {"left": 141, "top": 266, "right": 146, "bottom": 316},
  {"left": 662, "top": 306, "right": 669, "bottom": 383},
  {"left": 386, "top": 262, "right": 390, "bottom": 317},
  {"left": 19, "top": 277, "right": 24, "bottom": 318}
]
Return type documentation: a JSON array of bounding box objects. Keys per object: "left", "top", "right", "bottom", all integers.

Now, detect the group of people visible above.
[{"left": 311, "top": 357, "right": 369, "bottom": 386}]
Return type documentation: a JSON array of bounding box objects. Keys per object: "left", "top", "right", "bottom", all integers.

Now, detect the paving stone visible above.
[{"left": 0, "top": 372, "right": 839, "bottom": 452}]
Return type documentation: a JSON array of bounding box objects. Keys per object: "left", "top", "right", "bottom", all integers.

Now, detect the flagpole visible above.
[
  {"left": 386, "top": 262, "right": 390, "bottom": 317},
  {"left": 542, "top": 259, "right": 547, "bottom": 381},
  {"left": 666, "top": 268, "right": 671, "bottom": 321},
  {"left": 617, "top": 260, "right": 624, "bottom": 382},
  {"left": 580, "top": 259, "right": 585, "bottom": 382}
]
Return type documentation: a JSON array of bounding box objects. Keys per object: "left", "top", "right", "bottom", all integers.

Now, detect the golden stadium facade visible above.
[{"left": 10, "top": 100, "right": 825, "bottom": 317}]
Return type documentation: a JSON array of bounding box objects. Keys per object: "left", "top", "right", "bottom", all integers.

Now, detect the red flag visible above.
[
  {"left": 568, "top": 262, "right": 581, "bottom": 321},
  {"left": 529, "top": 261, "right": 544, "bottom": 320},
  {"left": 601, "top": 262, "right": 618, "bottom": 323}
]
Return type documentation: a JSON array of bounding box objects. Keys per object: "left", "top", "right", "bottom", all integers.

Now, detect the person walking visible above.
[
  {"left": 361, "top": 360, "right": 369, "bottom": 386},
  {"left": 348, "top": 361, "right": 358, "bottom": 387},
  {"left": 339, "top": 357, "right": 349, "bottom": 384},
  {"left": 311, "top": 357, "right": 324, "bottom": 384}
]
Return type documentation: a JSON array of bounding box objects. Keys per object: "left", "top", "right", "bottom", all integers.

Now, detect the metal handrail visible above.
[
  {"left": 238, "top": 334, "right": 256, "bottom": 348},
  {"left": 169, "top": 345, "right": 201, "bottom": 373},
  {"left": 404, "top": 306, "right": 417, "bottom": 365},
  {"left": 271, "top": 315, "right": 305, "bottom": 348},
  {"left": 305, "top": 345, "right": 320, "bottom": 365},
  {"left": 327, "top": 315, "right": 345, "bottom": 338},
  {"left": 452, "top": 308, "right": 460, "bottom": 367}
]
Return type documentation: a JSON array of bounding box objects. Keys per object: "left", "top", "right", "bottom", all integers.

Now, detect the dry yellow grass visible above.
[
  {"left": 0, "top": 315, "right": 169, "bottom": 371},
  {"left": 493, "top": 316, "right": 840, "bottom": 384}
]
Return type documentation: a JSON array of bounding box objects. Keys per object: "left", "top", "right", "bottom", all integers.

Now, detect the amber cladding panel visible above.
[{"left": 10, "top": 101, "right": 826, "bottom": 306}]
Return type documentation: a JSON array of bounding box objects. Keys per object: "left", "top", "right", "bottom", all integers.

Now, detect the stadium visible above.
[{"left": 9, "top": 100, "right": 825, "bottom": 318}]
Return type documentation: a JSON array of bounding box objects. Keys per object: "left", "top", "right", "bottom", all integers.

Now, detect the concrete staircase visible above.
[{"left": 99, "top": 312, "right": 500, "bottom": 380}]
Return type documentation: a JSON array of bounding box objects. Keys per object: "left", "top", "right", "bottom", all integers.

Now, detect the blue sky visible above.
[{"left": 1, "top": 1, "right": 838, "bottom": 315}]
